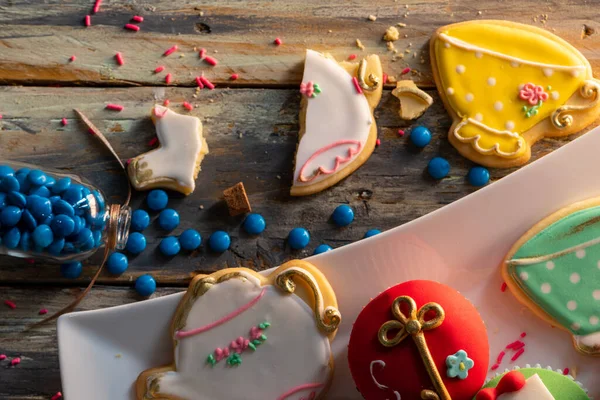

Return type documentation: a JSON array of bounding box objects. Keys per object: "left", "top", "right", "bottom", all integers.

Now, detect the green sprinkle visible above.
[
  {"left": 207, "top": 354, "right": 216, "bottom": 366},
  {"left": 547, "top": 85, "right": 552, "bottom": 91},
  {"left": 253, "top": 339, "right": 262, "bottom": 346},
  {"left": 258, "top": 322, "right": 271, "bottom": 329},
  {"left": 260, "top": 334, "right": 267, "bottom": 341},
  {"left": 248, "top": 342, "right": 256, "bottom": 351}
]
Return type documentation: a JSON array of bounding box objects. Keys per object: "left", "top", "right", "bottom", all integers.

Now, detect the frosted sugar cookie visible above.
[
  {"left": 136, "top": 260, "right": 341, "bottom": 399},
  {"left": 291, "top": 50, "right": 383, "bottom": 196},
  {"left": 431, "top": 20, "right": 600, "bottom": 168},
  {"left": 128, "top": 105, "right": 208, "bottom": 195},
  {"left": 503, "top": 196, "right": 600, "bottom": 356}
]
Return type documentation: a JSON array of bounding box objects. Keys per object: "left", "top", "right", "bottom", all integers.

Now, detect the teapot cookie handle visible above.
[{"left": 551, "top": 79, "right": 600, "bottom": 129}]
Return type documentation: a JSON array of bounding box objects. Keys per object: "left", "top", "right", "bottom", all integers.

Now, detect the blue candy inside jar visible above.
[{"left": 0, "top": 162, "right": 131, "bottom": 262}]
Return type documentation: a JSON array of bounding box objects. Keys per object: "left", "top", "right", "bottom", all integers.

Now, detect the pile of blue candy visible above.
[{"left": 0, "top": 165, "right": 106, "bottom": 258}]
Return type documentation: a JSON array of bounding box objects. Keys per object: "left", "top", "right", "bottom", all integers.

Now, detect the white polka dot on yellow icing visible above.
[
  {"left": 447, "top": 87, "right": 455, "bottom": 95},
  {"left": 572, "top": 70, "right": 580, "bottom": 77},
  {"left": 546, "top": 261, "right": 555, "bottom": 270},
  {"left": 594, "top": 289, "right": 600, "bottom": 300},
  {"left": 590, "top": 316, "right": 599, "bottom": 325},
  {"left": 520, "top": 272, "right": 529, "bottom": 281},
  {"left": 487, "top": 77, "right": 496, "bottom": 86},
  {"left": 494, "top": 101, "right": 503, "bottom": 111},
  {"left": 505, "top": 121, "right": 515, "bottom": 130},
  {"left": 551, "top": 91, "right": 559, "bottom": 100},
  {"left": 576, "top": 249, "right": 586, "bottom": 259},
  {"left": 475, "top": 51, "right": 483, "bottom": 59},
  {"left": 567, "top": 300, "right": 577, "bottom": 311},
  {"left": 541, "top": 283, "right": 551, "bottom": 294},
  {"left": 444, "top": 42, "right": 451, "bottom": 49},
  {"left": 543, "top": 68, "right": 553, "bottom": 77},
  {"left": 511, "top": 61, "right": 520, "bottom": 68},
  {"left": 456, "top": 65, "right": 466, "bottom": 74},
  {"left": 572, "top": 322, "right": 581, "bottom": 331},
  {"left": 570, "top": 273, "right": 581, "bottom": 284},
  {"left": 475, "top": 113, "right": 483, "bottom": 122},
  {"left": 465, "top": 93, "right": 474, "bottom": 102}
]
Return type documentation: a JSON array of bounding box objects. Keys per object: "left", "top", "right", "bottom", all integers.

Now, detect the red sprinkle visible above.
[
  {"left": 183, "top": 102, "right": 194, "bottom": 111},
  {"left": 199, "top": 76, "right": 215, "bottom": 90},
  {"left": 124, "top": 24, "right": 140, "bottom": 32},
  {"left": 563, "top": 367, "right": 569, "bottom": 375},
  {"left": 154, "top": 66, "right": 165, "bottom": 73},
  {"left": 4, "top": 300, "right": 16, "bottom": 309},
  {"left": 490, "top": 363, "right": 500, "bottom": 371},
  {"left": 131, "top": 16, "right": 144, "bottom": 23},
  {"left": 495, "top": 350, "right": 506, "bottom": 364},
  {"left": 0, "top": 354, "right": 5, "bottom": 360},
  {"left": 204, "top": 56, "right": 218, "bottom": 66},
  {"left": 401, "top": 67, "right": 411, "bottom": 75},
  {"left": 61, "top": 118, "right": 68, "bottom": 126},
  {"left": 510, "top": 347, "right": 525, "bottom": 362},
  {"left": 501, "top": 282, "right": 507, "bottom": 292},
  {"left": 348, "top": 54, "right": 357, "bottom": 61},
  {"left": 230, "top": 73, "right": 239, "bottom": 81},
  {"left": 383, "top": 73, "right": 388, "bottom": 85},
  {"left": 351, "top": 76, "right": 363, "bottom": 94},
  {"left": 126, "top": 158, "right": 132, "bottom": 166},
  {"left": 39, "top": 308, "right": 48, "bottom": 315},
  {"left": 84, "top": 15, "right": 91, "bottom": 27},
  {"left": 10, "top": 357, "right": 21, "bottom": 366},
  {"left": 0, "top": 114, "right": 3, "bottom": 120},
  {"left": 69, "top": 55, "right": 76, "bottom": 62},
  {"left": 105, "top": 104, "right": 124, "bottom": 112},
  {"left": 397, "top": 129, "right": 405, "bottom": 136},
  {"left": 505, "top": 340, "right": 524, "bottom": 350},
  {"left": 148, "top": 137, "right": 158, "bottom": 146},
  {"left": 520, "top": 332, "right": 527, "bottom": 338},
  {"left": 274, "top": 37, "right": 282, "bottom": 46},
  {"left": 198, "top": 48, "right": 206, "bottom": 58},
  {"left": 163, "top": 99, "right": 170, "bottom": 106},
  {"left": 165, "top": 73, "right": 173, "bottom": 84},
  {"left": 115, "top": 52, "right": 124, "bottom": 66},
  {"left": 376, "top": 139, "right": 381, "bottom": 147},
  {"left": 88, "top": 128, "right": 95, "bottom": 136},
  {"left": 51, "top": 393, "right": 63, "bottom": 400},
  {"left": 163, "top": 45, "right": 178, "bottom": 57},
  {"left": 92, "top": 0, "right": 102, "bottom": 13},
  {"left": 195, "top": 76, "right": 204, "bottom": 89}
]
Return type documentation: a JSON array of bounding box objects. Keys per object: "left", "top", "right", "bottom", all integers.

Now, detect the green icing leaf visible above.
[
  {"left": 252, "top": 339, "right": 262, "bottom": 346},
  {"left": 260, "top": 334, "right": 267, "bottom": 341},
  {"left": 248, "top": 342, "right": 256, "bottom": 351}
]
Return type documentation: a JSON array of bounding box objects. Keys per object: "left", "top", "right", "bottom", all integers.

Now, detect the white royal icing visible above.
[
  {"left": 576, "top": 330, "right": 600, "bottom": 348},
  {"left": 369, "top": 360, "right": 401, "bottom": 400},
  {"left": 134, "top": 105, "right": 204, "bottom": 192},
  {"left": 154, "top": 272, "right": 332, "bottom": 400},
  {"left": 497, "top": 374, "right": 555, "bottom": 400},
  {"left": 293, "top": 50, "right": 372, "bottom": 186}
]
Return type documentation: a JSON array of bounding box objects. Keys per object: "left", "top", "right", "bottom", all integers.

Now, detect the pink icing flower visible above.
[
  {"left": 250, "top": 326, "right": 263, "bottom": 340},
  {"left": 519, "top": 83, "right": 549, "bottom": 105},
  {"left": 300, "top": 81, "right": 315, "bottom": 98}
]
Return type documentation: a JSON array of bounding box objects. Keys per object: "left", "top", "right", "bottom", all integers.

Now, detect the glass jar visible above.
[{"left": 0, "top": 161, "right": 131, "bottom": 262}]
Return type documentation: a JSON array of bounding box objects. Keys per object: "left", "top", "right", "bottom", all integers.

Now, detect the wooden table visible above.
[{"left": 0, "top": 1, "right": 598, "bottom": 398}]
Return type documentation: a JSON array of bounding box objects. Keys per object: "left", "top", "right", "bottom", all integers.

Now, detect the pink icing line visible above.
[
  {"left": 351, "top": 76, "right": 363, "bottom": 94},
  {"left": 175, "top": 287, "right": 266, "bottom": 339},
  {"left": 298, "top": 140, "right": 362, "bottom": 183},
  {"left": 276, "top": 383, "right": 324, "bottom": 400}
]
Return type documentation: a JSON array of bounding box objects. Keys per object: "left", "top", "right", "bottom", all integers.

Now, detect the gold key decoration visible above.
[{"left": 378, "top": 295, "right": 450, "bottom": 400}]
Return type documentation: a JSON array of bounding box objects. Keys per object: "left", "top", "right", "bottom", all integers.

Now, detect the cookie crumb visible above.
[
  {"left": 199, "top": 205, "right": 204, "bottom": 210},
  {"left": 367, "top": 15, "right": 377, "bottom": 21},
  {"left": 383, "top": 26, "right": 400, "bottom": 42},
  {"left": 276, "top": 175, "right": 281, "bottom": 180},
  {"left": 223, "top": 182, "right": 252, "bottom": 216},
  {"left": 356, "top": 39, "right": 365, "bottom": 50},
  {"left": 477, "top": 10, "right": 482, "bottom": 15},
  {"left": 397, "top": 22, "right": 407, "bottom": 28},
  {"left": 328, "top": 29, "right": 333, "bottom": 33},
  {"left": 115, "top": 353, "right": 122, "bottom": 358},
  {"left": 387, "top": 75, "right": 397, "bottom": 83},
  {"left": 386, "top": 41, "right": 395, "bottom": 51}
]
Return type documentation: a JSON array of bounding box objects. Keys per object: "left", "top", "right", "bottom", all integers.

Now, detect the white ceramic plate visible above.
[{"left": 59, "top": 128, "right": 600, "bottom": 399}]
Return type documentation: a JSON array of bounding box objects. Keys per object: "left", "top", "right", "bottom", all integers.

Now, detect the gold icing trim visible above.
[
  {"left": 145, "top": 374, "right": 161, "bottom": 399},
  {"left": 551, "top": 79, "right": 600, "bottom": 129},
  {"left": 275, "top": 267, "right": 341, "bottom": 334},
  {"left": 378, "top": 296, "right": 450, "bottom": 400},
  {"left": 453, "top": 118, "right": 524, "bottom": 158},
  {"left": 357, "top": 58, "right": 380, "bottom": 92}
]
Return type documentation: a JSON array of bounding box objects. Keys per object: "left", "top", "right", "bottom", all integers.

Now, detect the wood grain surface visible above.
[{"left": 0, "top": 0, "right": 598, "bottom": 398}]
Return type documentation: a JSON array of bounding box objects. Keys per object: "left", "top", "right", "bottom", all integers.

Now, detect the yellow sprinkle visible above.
[{"left": 459, "top": 362, "right": 465, "bottom": 371}]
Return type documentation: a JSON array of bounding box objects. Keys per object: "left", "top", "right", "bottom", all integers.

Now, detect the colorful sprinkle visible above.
[
  {"left": 165, "top": 73, "right": 172, "bottom": 84},
  {"left": 401, "top": 67, "right": 411, "bottom": 75},
  {"left": 39, "top": 308, "right": 48, "bottom": 315},
  {"left": 491, "top": 363, "right": 500, "bottom": 371},
  {"left": 131, "top": 15, "right": 144, "bottom": 23},
  {"left": 199, "top": 48, "right": 207, "bottom": 58},
  {"left": 520, "top": 332, "right": 527, "bottom": 338},
  {"left": 183, "top": 102, "right": 194, "bottom": 111},
  {"left": 10, "top": 357, "right": 20, "bottom": 366},
  {"left": 163, "top": 99, "right": 170, "bottom": 106},
  {"left": 115, "top": 52, "right": 124, "bottom": 66},
  {"left": 204, "top": 56, "right": 218, "bottom": 66},
  {"left": 501, "top": 282, "right": 507, "bottom": 292},
  {"left": 92, "top": 0, "right": 102, "bottom": 13},
  {"left": 69, "top": 55, "right": 76, "bottom": 62},
  {"left": 84, "top": 15, "right": 91, "bottom": 27},
  {"left": 124, "top": 23, "right": 140, "bottom": 31},
  {"left": 230, "top": 73, "right": 239, "bottom": 80},
  {"left": 51, "top": 393, "right": 63, "bottom": 400},
  {"left": 495, "top": 350, "right": 506, "bottom": 365},
  {"left": 148, "top": 137, "right": 158, "bottom": 147},
  {"left": 383, "top": 73, "right": 388, "bottom": 84},
  {"left": 163, "top": 45, "right": 178, "bottom": 57},
  {"left": 154, "top": 66, "right": 165, "bottom": 73},
  {"left": 274, "top": 37, "right": 283, "bottom": 46},
  {"left": 0, "top": 355, "right": 5, "bottom": 360},
  {"left": 505, "top": 340, "right": 525, "bottom": 350},
  {"left": 563, "top": 367, "right": 570, "bottom": 375},
  {"left": 351, "top": 76, "right": 363, "bottom": 94},
  {"left": 376, "top": 139, "right": 381, "bottom": 146},
  {"left": 4, "top": 300, "right": 16, "bottom": 309},
  {"left": 199, "top": 76, "right": 215, "bottom": 90},
  {"left": 348, "top": 54, "right": 357, "bottom": 60},
  {"left": 105, "top": 104, "right": 124, "bottom": 112},
  {"left": 510, "top": 347, "right": 525, "bottom": 362},
  {"left": 195, "top": 76, "right": 204, "bottom": 89},
  {"left": 61, "top": 118, "right": 68, "bottom": 126}
]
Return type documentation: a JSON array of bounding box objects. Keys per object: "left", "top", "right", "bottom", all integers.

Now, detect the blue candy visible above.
[
  {"left": 428, "top": 157, "right": 451, "bottom": 180},
  {"left": 208, "top": 230, "right": 230, "bottom": 252},
  {"left": 107, "top": 252, "right": 128, "bottom": 275},
  {"left": 51, "top": 214, "right": 75, "bottom": 237},
  {"left": 158, "top": 208, "right": 179, "bottom": 231},
  {"left": 92, "top": 190, "right": 105, "bottom": 210},
  {"left": 27, "top": 195, "right": 52, "bottom": 220},
  {"left": 62, "top": 185, "right": 83, "bottom": 205},
  {"left": 1, "top": 206, "right": 22, "bottom": 226},
  {"left": 179, "top": 229, "right": 201, "bottom": 251},
  {"left": 467, "top": 166, "right": 490, "bottom": 187},
  {"left": 71, "top": 215, "right": 82, "bottom": 235},
  {"left": 44, "top": 176, "right": 56, "bottom": 189},
  {"left": 19, "top": 231, "right": 31, "bottom": 251},
  {"left": 243, "top": 213, "right": 266, "bottom": 235},
  {"left": 15, "top": 172, "right": 29, "bottom": 192},
  {"left": 52, "top": 199, "right": 75, "bottom": 217},
  {"left": 63, "top": 242, "right": 76, "bottom": 253},
  {"left": 52, "top": 177, "right": 71, "bottom": 194},
  {"left": 159, "top": 236, "right": 181, "bottom": 256},
  {"left": 313, "top": 244, "right": 332, "bottom": 255},
  {"left": 3, "top": 227, "right": 20, "bottom": 249},
  {"left": 147, "top": 189, "right": 168, "bottom": 211},
  {"left": 41, "top": 214, "right": 54, "bottom": 226},
  {"left": 126, "top": 232, "right": 146, "bottom": 254},
  {"left": 332, "top": 205, "right": 354, "bottom": 227},
  {"left": 33, "top": 224, "right": 54, "bottom": 248},
  {"left": 47, "top": 238, "right": 65, "bottom": 256},
  {"left": 93, "top": 230, "right": 102, "bottom": 247},
  {"left": 0, "top": 165, "right": 15, "bottom": 178},
  {"left": 75, "top": 228, "right": 93, "bottom": 247},
  {"left": 60, "top": 261, "right": 82, "bottom": 279},
  {"left": 49, "top": 195, "right": 61, "bottom": 205},
  {"left": 135, "top": 274, "right": 156, "bottom": 296},
  {"left": 15, "top": 168, "right": 30, "bottom": 176},
  {"left": 29, "top": 185, "right": 51, "bottom": 198},
  {"left": 28, "top": 170, "right": 48, "bottom": 186},
  {"left": 7, "top": 191, "right": 26, "bottom": 208},
  {"left": 0, "top": 176, "right": 20, "bottom": 192},
  {"left": 288, "top": 227, "right": 310, "bottom": 250},
  {"left": 0, "top": 192, "right": 6, "bottom": 208},
  {"left": 130, "top": 209, "right": 150, "bottom": 232},
  {"left": 410, "top": 126, "right": 432, "bottom": 148},
  {"left": 81, "top": 186, "right": 91, "bottom": 197},
  {"left": 21, "top": 209, "right": 37, "bottom": 231},
  {"left": 364, "top": 229, "right": 382, "bottom": 238}
]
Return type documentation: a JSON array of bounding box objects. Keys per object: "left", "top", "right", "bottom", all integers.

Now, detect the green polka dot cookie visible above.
[{"left": 503, "top": 197, "right": 600, "bottom": 356}]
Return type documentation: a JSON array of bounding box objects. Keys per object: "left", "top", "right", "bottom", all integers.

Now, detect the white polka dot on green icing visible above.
[
  {"left": 590, "top": 316, "right": 599, "bottom": 325},
  {"left": 541, "top": 283, "right": 551, "bottom": 294},
  {"left": 571, "top": 322, "right": 581, "bottom": 331},
  {"left": 576, "top": 249, "right": 586, "bottom": 259},
  {"left": 570, "top": 273, "right": 580, "bottom": 284},
  {"left": 546, "top": 261, "right": 555, "bottom": 270},
  {"left": 594, "top": 290, "right": 600, "bottom": 300},
  {"left": 567, "top": 300, "right": 577, "bottom": 311},
  {"left": 520, "top": 272, "right": 529, "bottom": 281}
]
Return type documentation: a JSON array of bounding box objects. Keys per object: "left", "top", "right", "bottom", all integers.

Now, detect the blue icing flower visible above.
[{"left": 445, "top": 350, "right": 474, "bottom": 379}]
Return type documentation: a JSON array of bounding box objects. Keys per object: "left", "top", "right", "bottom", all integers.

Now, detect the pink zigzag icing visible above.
[{"left": 298, "top": 140, "right": 363, "bottom": 183}]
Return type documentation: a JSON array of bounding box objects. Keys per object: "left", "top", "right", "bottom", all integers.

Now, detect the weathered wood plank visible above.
[
  {"left": 0, "top": 285, "right": 181, "bottom": 400},
  {"left": 0, "top": 85, "right": 590, "bottom": 285},
  {"left": 0, "top": 0, "right": 599, "bottom": 86}
]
